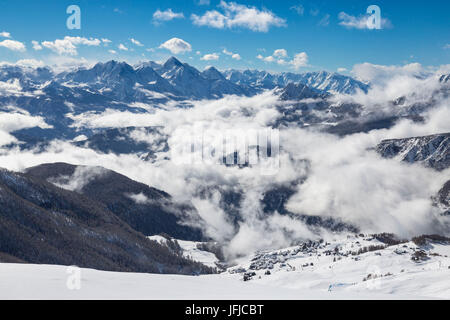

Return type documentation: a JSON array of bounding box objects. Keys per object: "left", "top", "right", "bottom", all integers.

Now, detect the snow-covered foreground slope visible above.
[
  {"left": 1, "top": 235, "right": 449, "bottom": 300},
  {"left": 0, "top": 263, "right": 411, "bottom": 300}
]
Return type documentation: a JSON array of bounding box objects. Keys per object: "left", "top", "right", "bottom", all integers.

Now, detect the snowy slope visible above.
[
  {"left": 376, "top": 133, "right": 450, "bottom": 171},
  {"left": 148, "top": 235, "right": 220, "bottom": 268},
  {"left": 0, "top": 263, "right": 413, "bottom": 300},
  {"left": 226, "top": 234, "right": 450, "bottom": 299},
  {"left": 1, "top": 234, "right": 449, "bottom": 299}
]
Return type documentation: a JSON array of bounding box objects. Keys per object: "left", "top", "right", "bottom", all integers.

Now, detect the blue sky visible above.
[{"left": 0, "top": 0, "right": 448, "bottom": 72}]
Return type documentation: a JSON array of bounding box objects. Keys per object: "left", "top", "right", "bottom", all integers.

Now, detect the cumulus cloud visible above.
[
  {"left": 222, "top": 49, "right": 241, "bottom": 60},
  {"left": 153, "top": 8, "right": 184, "bottom": 23},
  {"left": 31, "top": 40, "right": 42, "bottom": 51},
  {"left": 159, "top": 37, "right": 192, "bottom": 54},
  {"left": 41, "top": 36, "right": 100, "bottom": 55},
  {"left": 0, "top": 39, "right": 26, "bottom": 52},
  {"left": 231, "top": 53, "right": 241, "bottom": 60},
  {"left": 118, "top": 43, "right": 128, "bottom": 51},
  {"left": 101, "top": 38, "right": 112, "bottom": 45},
  {"left": 257, "top": 54, "right": 274, "bottom": 63},
  {"left": 273, "top": 49, "right": 287, "bottom": 58},
  {"left": 191, "top": 0, "right": 286, "bottom": 32},
  {"left": 338, "top": 11, "right": 392, "bottom": 30},
  {"left": 201, "top": 53, "right": 219, "bottom": 61},
  {"left": 0, "top": 31, "right": 11, "bottom": 38},
  {"left": 291, "top": 52, "right": 308, "bottom": 69},
  {"left": 257, "top": 49, "right": 308, "bottom": 70},
  {"left": 130, "top": 38, "right": 144, "bottom": 47}
]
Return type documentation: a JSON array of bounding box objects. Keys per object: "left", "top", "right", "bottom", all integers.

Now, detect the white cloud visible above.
[
  {"left": 130, "top": 38, "right": 144, "bottom": 46},
  {"left": 257, "top": 53, "right": 275, "bottom": 63},
  {"left": 337, "top": 67, "right": 347, "bottom": 73},
  {"left": 0, "top": 111, "right": 52, "bottom": 146},
  {"left": 153, "top": 8, "right": 185, "bottom": 23},
  {"left": 127, "top": 192, "right": 152, "bottom": 204},
  {"left": 45, "top": 56, "right": 93, "bottom": 73},
  {"left": 284, "top": 129, "right": 447, "bottom": 238},
  {"left": 191, "top": 0, "right": 286, "bottom": 32},
  {"left": 0, "top": 79, "right": 23, "bottom": 96},
  {"left": 159, "top": 37, "right": 192, "bottom": 54},
  {"left": 273, "top": 49, "right": 287, "bottom": 58},
  {"left": 108, "top": 50, "right": 117, "bottom": 54},
  {"left": 257, "top": 49, "right": 308, "bottom": 70},
  {"left": 118, "top": 43, "right": 129, "bottom": 51},
  {"left": 196, "top": 0, "right": 210, "bottom": 5},
  {"left": 223, "top": 48, "right": 241, "bottom": 60},
  {"left": 258, "top": 49, "right": 288, "bottom": 64},
  {"left": 41, "top": 36, "right": 100, "bottom": 55},
  {"left": 31, "top": 40, "right": 42, "bottom": 51},
  {"left": 48, "top": 166, "right": 108, "bottom": 192},
  {"left": 0, "top": 39, "right": 26, "bottom": 52},
  {"left": 338, "top": 11, "right": 392, "bottom": 30},
  {"left": 342, "top": 62, "right": 449, "bottom": 109},
  {"left": 0, "top": 31, "right": 11, "bottom": 38},
  {"left": 291, "top": 52, "right": 308, "bottom": 69},
  {"left": 15, "top": 59, "right": 45, "bottom": 68},
  {"left": 222, "top": 49, "right": 232, "bottom": 55},
  {"left": 101, "top": 38, "right": 112, "bottom": 46},
  {"left": 444, "top": 44, "right": 450, "bottom": 50},
  {"left": 231, "top": 53, "right": 241, "bottom": 60},
  {"left": 351, "top": 62, "right": 425, "bottom": 84},
  {"left": 201, "top": 53, "right": 219, "bottom": 61}
]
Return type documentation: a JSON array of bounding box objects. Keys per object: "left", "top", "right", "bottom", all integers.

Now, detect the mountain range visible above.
[
  {"left": 223, "top": 69, "right": 370, "bottom": 94},
  {"left": 2, "top": 57, "right": 449, "bottom": 149},
  {"left": 1, "top": 57, "right": 368, "bottom": 103}
]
